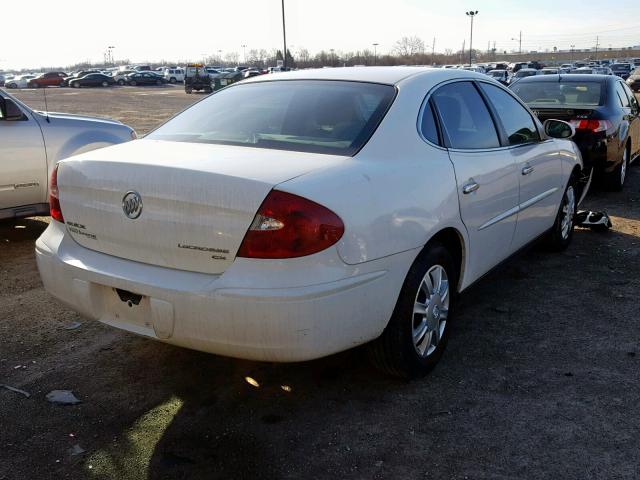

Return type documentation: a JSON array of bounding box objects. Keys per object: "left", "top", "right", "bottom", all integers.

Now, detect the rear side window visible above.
[
  {"left": 432, "top": 82, "right": 500, "bottom": 149},
  {"left": 148, "top": 80, "right": 396, "bottom": 156},
  {"left": 479, "top": 83, "right": 540, "bottom": 145},
  {"left": 420, "top": 101, "right": 440, "bottom": 145}
]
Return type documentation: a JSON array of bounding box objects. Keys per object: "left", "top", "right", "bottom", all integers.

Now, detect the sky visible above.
[{"left": 2, "top": 0, "right": 640, "bottom": 70}]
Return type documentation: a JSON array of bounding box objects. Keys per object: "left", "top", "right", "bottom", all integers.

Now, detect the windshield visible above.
[
  {"left": 148, "top": 80, "right": 396, "bottom": 156},
  {"left": 612, "top": 64, "right": 631, "bottom": 71},
  {"left": 511, "top": 81, "right": 604, "bottom": 106},
  {"left": 488, "top": 71, "right": 504, "bottom": 77},
  {"left": 515, "top": 70, "right": 537, "bottom": 78}
]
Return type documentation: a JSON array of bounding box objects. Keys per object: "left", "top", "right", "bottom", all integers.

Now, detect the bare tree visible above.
[
  {"left": 224, "top": 51, "right": 240, "bottom": 65},
  {"left": 393, "top": 36, "right": 426, "bottom": 57}
]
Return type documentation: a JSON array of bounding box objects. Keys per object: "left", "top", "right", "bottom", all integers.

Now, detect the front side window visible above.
[
  {"left": 148, "top": 80, "right": 396, "bottom": 156},
  {"left": 431, "top": 81, "right": 500, "bottom": 149},
  {"left": 479, "top": 83, "right": 539, "bottom": 145},
  {"left": 615, "top": 82, "right": 631, "bottom": 108}
]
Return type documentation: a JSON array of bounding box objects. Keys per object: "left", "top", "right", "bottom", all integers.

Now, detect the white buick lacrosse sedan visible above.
[{"left": 36, "top": 67, "right": 583, "bottom": 378}]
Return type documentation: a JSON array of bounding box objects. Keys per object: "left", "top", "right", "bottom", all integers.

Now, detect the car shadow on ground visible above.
[{"left": 74, "top": 223, "right": 640, "bottom": 480}]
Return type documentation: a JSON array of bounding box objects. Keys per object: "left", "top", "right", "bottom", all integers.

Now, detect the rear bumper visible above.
[
  {"left": 36, "top": 221, "right": 415, "bottom": 362},
  {"left": 575, "top": 135, "right": 619, "bottom": 173}
]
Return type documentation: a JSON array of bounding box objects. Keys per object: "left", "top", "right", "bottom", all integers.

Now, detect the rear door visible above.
[
  {"left": 621, "top": 82, "right": 640, "bottom": 159},
  {"left": 478, "top": 82, "right": 563, "bottom": 250},
  {"left": 431, "top": 81, "right": 520, "bottom": 281}
]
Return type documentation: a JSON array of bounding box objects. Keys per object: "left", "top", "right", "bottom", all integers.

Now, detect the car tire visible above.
[
  {"left": 31, "top": 83, "right": 39, "bottom": 88},
  {"left": 545, "top": 176, "right": 577, "bottom": 251},
  {"left": 603, "top": 143, "right": 629, "bottom": 192},
  {"left": 368, "top": 242, "right": 457, "bottom": 379},
  {"left": 130, "top": 80, "right": 137, "bottom": 86},
  {"left": 169, "top": 77, "right": 176, "bottom": 84},
  {"left": 185, "top": 88, "right": 192, "bottom": 94},
  {"left": 156, "top": 79, "right": 162, "bottom": 85},
  {"left": 118, "top": 79, "right": 125, "bottom": 86},
  {"left": 101, "top": 81, "right": 109, "bottom": 87},
  {"left": 72, "top": 83, "right": 80, "bottom": 88}
]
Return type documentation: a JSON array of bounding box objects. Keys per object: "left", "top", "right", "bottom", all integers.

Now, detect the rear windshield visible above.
[
  {"left": 515, "top": 70, "right": 537, "bottom": 78},
  {"left": 148, "top": 80, "right": 396, "bottom": 156},
  {"left": 511, "top": 81, "right": 604, "bottom": 106}
]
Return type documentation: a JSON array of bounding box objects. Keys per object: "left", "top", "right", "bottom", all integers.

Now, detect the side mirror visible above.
[
  {"left": 544, "top": 119, "right": 575, "bottom": 139},
  {"left": 2, "top": 98, "right": 26, "bottom": 121}
]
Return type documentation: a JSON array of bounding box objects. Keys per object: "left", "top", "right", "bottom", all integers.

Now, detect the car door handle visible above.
[
  {"left": 522, "top": 165, "right": 535, "bottom": 176},
  {"left": 462, "top": 180, "right": 480, "bottom": 194}
]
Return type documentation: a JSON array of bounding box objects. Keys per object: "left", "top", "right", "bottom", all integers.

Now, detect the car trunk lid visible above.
[{"left": 57, "top": 139, "right": 346, "bottom": 274}]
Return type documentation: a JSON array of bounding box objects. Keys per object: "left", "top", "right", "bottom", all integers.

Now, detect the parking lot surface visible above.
[{"left": 1, "top": 86, "right": 640, "bottom": 480}]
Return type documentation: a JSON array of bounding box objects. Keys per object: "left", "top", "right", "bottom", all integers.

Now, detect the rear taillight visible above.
[
  {"left": 237, "top": 190, "right": 344, "bottom": 259},
  {"left": 49, "top": 164, "right": 64, "bottom": 223},
  {"left": 570, "top": 119, "right": 612, "bottom": 133}
]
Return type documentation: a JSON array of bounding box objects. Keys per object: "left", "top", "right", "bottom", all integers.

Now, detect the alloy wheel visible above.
[
  {"left": 412, "top": 265, "right": 449, "bottom": 357},
  {"left": 561, "top": 185, "right": 576, "bottom": 240}
]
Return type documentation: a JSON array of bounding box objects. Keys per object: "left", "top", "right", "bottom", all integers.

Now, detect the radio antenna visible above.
[{"left": 42, "top": 87, "right": 50, "bottom": 123}]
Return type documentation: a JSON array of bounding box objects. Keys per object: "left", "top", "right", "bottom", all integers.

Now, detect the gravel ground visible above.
[{"left": 1, "top": 86, "right": 640, "bottom": 480}]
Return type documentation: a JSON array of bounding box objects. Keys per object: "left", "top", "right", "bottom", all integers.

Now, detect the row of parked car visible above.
[
  {"left": 455, "top": 60, "right": 640, "bottom": 91},
  {"left": 0, "top": 64, "right": 271, "bottom": 90}
]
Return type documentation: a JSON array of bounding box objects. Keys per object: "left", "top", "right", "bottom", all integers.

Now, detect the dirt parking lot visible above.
[{"left": 1, "top": 85, "right": 640, "bottom": 480}]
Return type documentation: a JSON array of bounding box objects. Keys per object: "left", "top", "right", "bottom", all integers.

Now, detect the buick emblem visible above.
[{"left": 122, "top": 191, "right": 143, "bottom": 219}]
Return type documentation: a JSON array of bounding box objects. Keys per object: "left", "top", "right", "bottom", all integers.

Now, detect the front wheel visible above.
[
  {"left": 129, "top": 80, "right": 137, "bottom": 86},
  {"left": 545, "top": 178, "right": 577, "bottom": 251},
  {"left": 101, "top": 81, "right": 109, "bottom": 87},
  {"left": 169, "top": 77, "right": 176, "bottom": 84},
  {"left": 368, "top": 243, "right": 457, "bottom": 379},
  {"left": 118, "top": 79, "right": 125, "bottom": 86}
]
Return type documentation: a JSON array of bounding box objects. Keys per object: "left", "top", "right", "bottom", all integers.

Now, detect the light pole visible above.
[
  {"left": 570, "top": 44, "right": 575, "bottom": 64},
  {"left": 241, "top": 44, "right": 247, "bottom": 64},
  {"left": 511, "top": 31, "right": 522, "bottom": 56},
  {"left": 217, "top": 50, "right": 222, "bottom": 65},
  {"left": 330, "top": 49, "right": 335, "bottom": 67},
  {"left": 466, "top": 10, "right": 478, "bottom": 66},
  {"left": 281, "top": 0, "right": 288, "bottom": 69},
  {"left": 372, "top": 43, "right": 379, "bottom": 65}
]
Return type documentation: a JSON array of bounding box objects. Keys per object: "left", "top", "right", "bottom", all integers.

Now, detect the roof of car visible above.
[
  {"left": 242, "top": 66, "right": 477, "bottom": 86},
  {"left": 514, "top": 74, "right": 612, "bottom": 84}
]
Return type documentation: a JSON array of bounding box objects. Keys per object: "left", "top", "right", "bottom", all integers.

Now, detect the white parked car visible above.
[
  {"left": 163, "top": 68, "right": 185, "bottom": 83},
  {"left": 5, "top": 74, "right": 36, "bottom": 89},
  {"left": 35, "top": 68, "right": 583, "bottom": 378},
  {"left": 0, "top": 89, "right": 136, "bottom": 219}
]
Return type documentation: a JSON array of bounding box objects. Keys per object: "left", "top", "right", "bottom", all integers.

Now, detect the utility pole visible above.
[
  {"left": 466, "top": 10, "right": 478, "bottom": 66},
  {"left": 281, "top": 0, "right": 288, "bottom": 69},
  {"left": 372, "top": 43, "right": 379, "bottom": 65},
  {"left": 594, "top": 36, "right": 600, "bottom": 61},
  {"left": 431, "top": 37, "right": 436, "bottom": 65},
  {"left": 511, "top": 31, "right": 522, "bottom": 56},
  {"left": 241, "top": 44, "right": 247, "bottom": 64}
]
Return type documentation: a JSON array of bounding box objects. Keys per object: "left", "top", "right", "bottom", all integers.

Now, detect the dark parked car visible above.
[
  {"left": 69, "top": 73, "right": 116, "bottom": 88},
  {"left": 27, "top": 71, "right": 68, "bottom": 88},
  {"left": 511, "top": 74, "right": 640, "bottom": 191},
  {"left": 627, "top": 68, "right": 640, "bottom": 92},
  {"left": 61, "top": 70, "right": 101, "bottom": 87},
  {"left": 611, "top": 63, "right": 632, "bottom": 80},
  {"left": 124, "top": 72, "right": 168, "bottom": 86}
]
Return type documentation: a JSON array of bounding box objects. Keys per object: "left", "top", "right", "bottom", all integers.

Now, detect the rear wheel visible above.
[
  {"left": 169, "top": 77, "right": 176, "bottom": 84},
  {"left": 72, "top": 83, "right": 80, "bottom": 88},
  {"left": 603, "top": 144, "right": 629, "bottom": 191},
  {"left": 185, "top": 88, "right": 192, "bottom": 94},
  {"left": 101, "top": 81, "right": 109, "bottom": 87},
  {"left": 130, "top": 80, "right": 137, "bottom": 86},
  {"left": 545, "top": 177, "right": 577, "bottom": 251},
  {"left": 368, "top": 243, "right": 457, "bottom": 379},
  {"left": 117, "top": 79, "right": 125, "bottom": 86}
]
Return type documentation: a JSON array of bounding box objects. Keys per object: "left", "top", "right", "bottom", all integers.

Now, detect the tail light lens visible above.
[
  {"left": 49, "top": 164, "right": 64, "bottom": 223},
  {"left": 237, "top": 190, "right": 344, "bottom": 259},
  {"left": 570, "top": 119, "right": 612, "bottom": 133}
]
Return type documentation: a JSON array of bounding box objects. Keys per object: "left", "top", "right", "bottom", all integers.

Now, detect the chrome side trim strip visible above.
[{"left": 478, "top": 187, "right": 558, "bottom": 231}]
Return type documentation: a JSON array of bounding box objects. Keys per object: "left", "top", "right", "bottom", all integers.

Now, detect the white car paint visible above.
[
  {"left": 5, "top": 75, "right": 36, "bottom": 89},
  {"left": 35, "top": 67, "right": 582, "bottom": 363},
  {"left": 0, "top": 89, "right": 136, "bottom": 219}
]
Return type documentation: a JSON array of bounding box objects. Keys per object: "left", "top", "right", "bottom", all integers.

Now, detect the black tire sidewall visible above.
[
  {"left": 386, "top": 243, "right": 457, "bottom": 378},
  {"left": 547, "top": 178, "right": 577, "bottom": 251}
]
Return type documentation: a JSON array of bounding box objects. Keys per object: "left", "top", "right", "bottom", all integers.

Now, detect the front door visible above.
[
  {"left": 476, "top": 82, "right": 563, "bottom": 250},
  {"left": 0, "top": 95, "right": 48, "bottom": 211}
]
